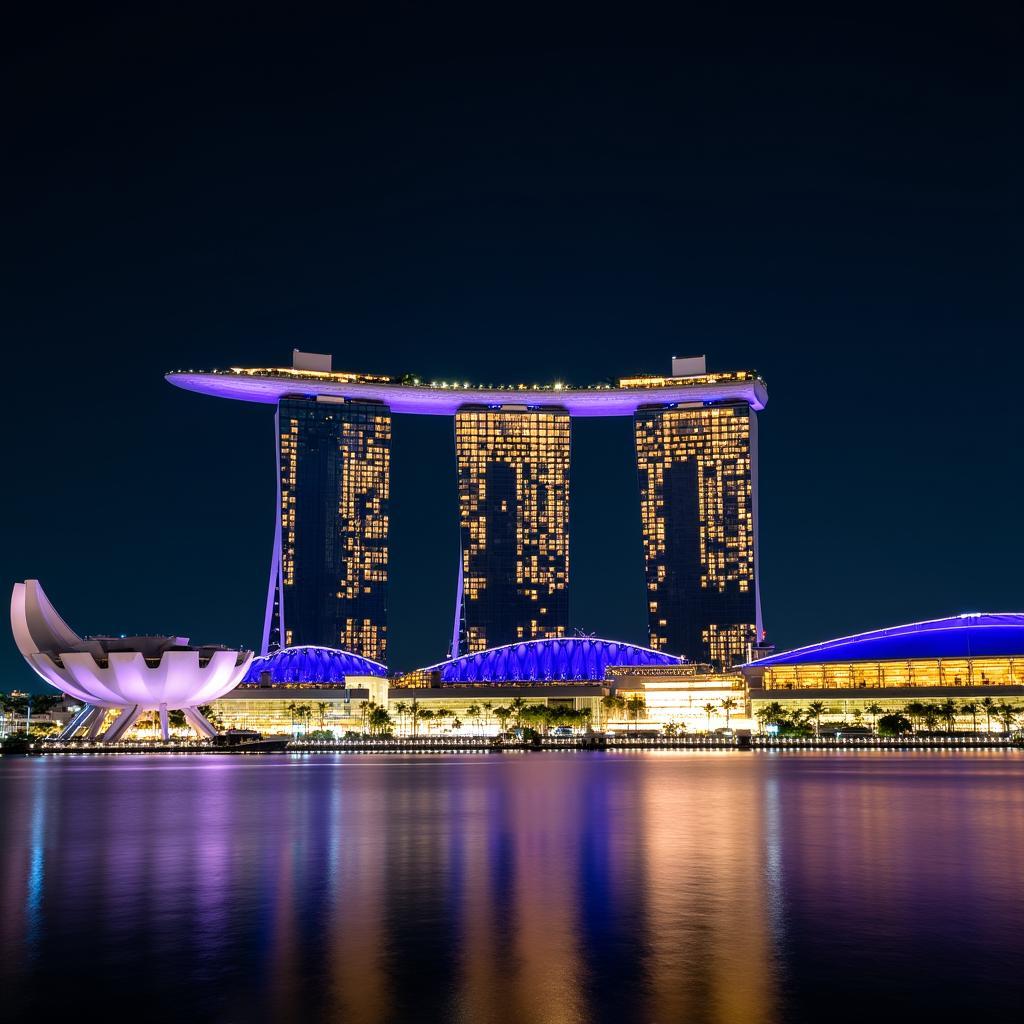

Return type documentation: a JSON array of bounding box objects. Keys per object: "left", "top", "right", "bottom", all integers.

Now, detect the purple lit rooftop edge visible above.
[
  {"left": 745, "top": 613, "right": 1024, "bottom": 667},
  {"left": 241, "top": 645, "right": 388, "bottom": 684},
  {"left": 165, "top": 370, "right": 768, "bottom": 415},
  {"left": 420, "top": 636, "right": 685, "bottom": 684}
]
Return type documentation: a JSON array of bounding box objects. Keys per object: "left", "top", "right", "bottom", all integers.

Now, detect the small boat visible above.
[{"left": 211, "top": 729, "right": 289, "bottom": 753}]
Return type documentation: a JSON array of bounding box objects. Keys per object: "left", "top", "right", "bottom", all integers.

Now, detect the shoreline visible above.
[{"left": 8, "top": 734, "right": 1019, "bottom": 756}]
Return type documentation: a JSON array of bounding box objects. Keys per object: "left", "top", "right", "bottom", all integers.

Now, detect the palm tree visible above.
[
  {"left": 316, "top": 702, "right": 329, "bottom": 728},
  {"left": 807, "top": 700, "right": 826, "bottom": 737},
  {"left": 481, "top": 702, "right": 493, "bottom": 732},
  {"left": 510, "top": 697, "right": 527, "bottom": 728},
  {"left": 287, "top": 701, "right": 299, "bottom": 732},
  {"left": 905, "top": 701, "right": 925, "bottom": 730},
  {"left": 393, "top": 701, "right": 409, "bottom": 735},
  {"left": 938, "top": 698, "right": 958, "bottom": 733},
  {"left": 626, "top": 695, "right": 646, "bottom": 733},
  {"left": 960, "top": 701, "right": 979, "bottom": 733},
  {"left": 921, "top": 706, "right": 939, "bottom": 733},
  {"left": 980, "top": 697, "right": 998, "bottom": 733},
  {"left": 434, "top": 708, "right": 451, "bottom": 734},
  {"left": 720, "top": 697, "right": 738, "bottom": 730},
  {"left": 409, "top": 698, "right": 421, "bottom": 736},
  {"left": 865, "top": 702, "right": 884, "bottom": 733},
  {"left": 755, "top": 702, "right": 786, "bottom": 733},
  {"left": 494, "top": 706, "right": 512, "bottom": 733},
  {"left": 368, "top": 706, "right": 392, "bottom": 736},
  {"left": 466, "top": 704, "right": 481, "bottom": 735},
  {"left": 600, "top": 694, "right": 626, "bottom": 729},
  {"left": 996, "top": 703, "right": 1019, "bottom": 734},
  {"left": 419, "top": 709, "right": 435, "bottom": 733},
  {"left": 703, "top": 702, "right": 717, "bottom": 732}
]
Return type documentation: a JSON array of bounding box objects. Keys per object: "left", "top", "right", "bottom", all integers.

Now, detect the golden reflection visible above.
[{"left": 638, "top": 753, "right": 778, "bottom": 1023}]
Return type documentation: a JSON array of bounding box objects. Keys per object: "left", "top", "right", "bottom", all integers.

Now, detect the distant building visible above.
[
  {"left": 453, "top": 406, "right": 570, "bottom": 653},
  {"left": 267, "top": 396, "right": 391, "bottom": 661},
  {"left": 635, "top": 401, "right": 761, "bottom": 667}
]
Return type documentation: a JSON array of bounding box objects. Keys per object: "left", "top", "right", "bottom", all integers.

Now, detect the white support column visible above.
[
  {"left": 182, "top": 705, "right": 218, "bottom": 739},
  {"left": 87, "top": 707, "right": 110, "bottom": 738},
  {"left": 103, "top": 705, "right": 142, "bottom": 743},
  {"left": 58, "top": 704, "right": 96, "bottom": 741},
  {"left": 159, "top": 703, "right": 169, "bottom": 741}
]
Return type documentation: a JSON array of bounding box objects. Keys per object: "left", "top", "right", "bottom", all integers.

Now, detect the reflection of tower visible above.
[
  {"left": 454, "top": 406, "right": 570, "bottom": 653},
  {"left": 264, "top": 396, "right": 391, "bottom": 661},
  {"left": 634, "top": 401, "right": 761, "bottom": 667}
]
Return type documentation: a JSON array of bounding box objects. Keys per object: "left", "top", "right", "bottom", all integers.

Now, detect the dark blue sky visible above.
[{"left": 4, "top": 3, "right": 1021, "bottom": 685}]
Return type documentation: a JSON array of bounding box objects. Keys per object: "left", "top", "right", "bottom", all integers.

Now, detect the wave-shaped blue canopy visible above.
[
  {"left": 423, "top": 637, "right": 684, "bottom": 684},
  {"left": 749, "top": 614, "right": 1024, "bottom": 667},
  {"left": 242, "top": 645, "right": 388, "bottom": 683}
]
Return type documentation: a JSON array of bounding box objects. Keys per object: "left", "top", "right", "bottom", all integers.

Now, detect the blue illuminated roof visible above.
[
  {"left": 242, "top": 645, "right": 388, "bottom": 683},
  {"left": 422, "top": 637, "right": 684, "bottom": 684},
  {"left": 748, "top": 614, "right": 1024, "bottom": 667}
]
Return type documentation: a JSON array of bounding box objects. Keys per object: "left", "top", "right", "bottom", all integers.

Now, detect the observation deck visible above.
[{"left": 165, "top": 365, "right": 768, "bottom": 415}]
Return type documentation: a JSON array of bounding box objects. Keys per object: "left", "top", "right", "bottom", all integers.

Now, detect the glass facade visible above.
[
  {"left": 634, "top": 402, "right": 760, "bottom": 668},
  {"left": 455, "top": 406, "right": 570, "bottom": 653},
  {"left": 762, "top": 658, "right": 1024, "bottom": 690},
  {"left": 268, "top": 397, "right": 391, "bottom": 661}
]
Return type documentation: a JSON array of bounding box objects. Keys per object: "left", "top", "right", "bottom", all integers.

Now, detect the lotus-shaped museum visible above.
[{"left": 10, "top": 580, "right": 253, "bottom": 741}]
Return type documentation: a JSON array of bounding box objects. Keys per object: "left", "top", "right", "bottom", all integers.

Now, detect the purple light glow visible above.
[
  {"left": 166, "top": 372, "right": 768, "bottom": 415},
  {"left": 748, "top": 613, "right": 1024, "bottom": 667},
  {"left": 423, "top": 636, "right": 685, "bottom": 683},
  {"left": 242, "top": 645, "right": 388, "bottom": 684}
]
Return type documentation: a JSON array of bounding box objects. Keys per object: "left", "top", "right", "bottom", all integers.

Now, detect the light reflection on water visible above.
[{"left": 1, "top": 751, "right": 1023, "bottom": 1023}]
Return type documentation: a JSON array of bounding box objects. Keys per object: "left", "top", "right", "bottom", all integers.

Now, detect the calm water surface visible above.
[{"left": 2, "top": 750, "right": 1023, "bottom": 1023}]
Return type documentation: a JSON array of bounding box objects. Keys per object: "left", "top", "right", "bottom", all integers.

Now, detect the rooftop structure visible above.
[
  {"left": 740, "top": 614, "right": 1024, "bottom": 734},
  {"left": 416, "top": 635, "right": 685, "bottom": 684},
  {"left": 165, "top": 363, "right": 767, "bottom": 416},
  {"left": 746, "top": 613, "right": 1024, "bottom": 668},
  {"left": 10, "top": 580, "right": 253, "bottom": 741},
  {"left": 241, "top": 644, "right": 388, "bottom": 684}
]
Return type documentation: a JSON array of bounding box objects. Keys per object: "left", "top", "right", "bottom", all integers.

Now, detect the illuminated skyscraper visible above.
[
  {"left": 264, "top": 396, "right": 391, "bottom": 661},
  {"left": 168, "top": 353, "right": 768, "bottom": 665},
  {"left": 454, "top": 406, "right": 570, "bottom": 654},
  {"left": 634, "top": 401, "right": 761, "bottom": 668}
]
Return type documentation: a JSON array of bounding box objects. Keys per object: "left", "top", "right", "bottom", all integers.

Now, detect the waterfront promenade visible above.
[{"left": 15, "top": 732, "right": 1018, "bottom": 755}]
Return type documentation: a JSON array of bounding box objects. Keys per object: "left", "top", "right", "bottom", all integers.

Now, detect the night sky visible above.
[{"left": 4, "top": 4, "right": 1020, "bottom": 687}]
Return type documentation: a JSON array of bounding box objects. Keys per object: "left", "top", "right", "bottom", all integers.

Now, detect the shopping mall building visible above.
[
  {"left": 209, "top": 614, "right": 1024, "bottom": 739},
  {"left": 211, "top": 636, "right": 752, "bottom": 737},
  {"left": 740, "top": 613, "right": 1024, "bottom": 731}
]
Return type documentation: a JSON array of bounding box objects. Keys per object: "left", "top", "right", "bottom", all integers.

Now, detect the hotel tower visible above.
[
  {"left": 265, "top": 392, "right": 391, "bottom": 662},
  {"left": 452, "top": 406, "right": 571, "bottom": 655},
  {"left": 634, "top": 368, "right": 761, "bottom": 667},
  {"left": 167, "top": 352, "right": 766, "bottom": 665}
]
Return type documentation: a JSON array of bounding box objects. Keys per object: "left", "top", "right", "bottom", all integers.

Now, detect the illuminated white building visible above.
[{"left": 10, "top": 580, "right": 252, "bottom": 741}]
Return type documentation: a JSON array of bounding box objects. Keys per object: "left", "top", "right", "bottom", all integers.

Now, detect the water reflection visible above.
[{"left": 1, "top": 751, "right": 1023, "bottom": 1023}]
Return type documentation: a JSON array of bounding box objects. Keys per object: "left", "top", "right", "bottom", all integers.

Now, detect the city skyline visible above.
[{"left": 4, "top": 6, "right": 1018, "bottom": 685}]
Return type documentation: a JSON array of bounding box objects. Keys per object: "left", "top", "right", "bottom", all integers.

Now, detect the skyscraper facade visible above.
[
  {"left": 168, "top": 355, "right": 768, "bottom": 666},
  {"left": 265, "top": 396, "right": 391, "bottom": 661},
  {"left": 454, "top": 406, "right": 570, "bottom": 654},
  {"left": 634, "top": 401, "right": 761, "bottom": 668}
]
